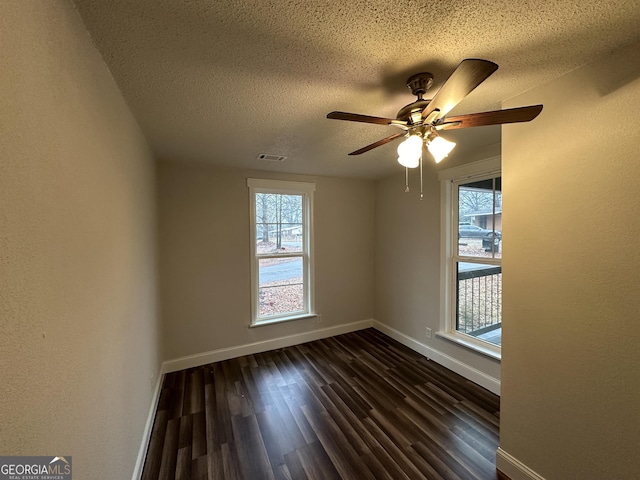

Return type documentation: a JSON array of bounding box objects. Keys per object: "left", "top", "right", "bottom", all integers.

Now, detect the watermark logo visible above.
[{"left": 0, "top": 456, "right": 72, "bottom": 480}]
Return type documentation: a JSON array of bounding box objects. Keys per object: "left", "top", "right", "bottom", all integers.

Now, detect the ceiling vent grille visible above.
[{"left": 257, "top": 153, "right": 287, "bottom": 162}]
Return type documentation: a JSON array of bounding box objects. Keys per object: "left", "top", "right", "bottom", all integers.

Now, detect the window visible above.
[
  {"left": 247, "top": 179, "right": 315, "bottom": 325},
  {"left": 439, "top": 158, "right": 502, "bottom": 358}
]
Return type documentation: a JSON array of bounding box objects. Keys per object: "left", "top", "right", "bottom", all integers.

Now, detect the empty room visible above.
[{"left": 1, "top": 1, "right": 639, "bottom": 479}]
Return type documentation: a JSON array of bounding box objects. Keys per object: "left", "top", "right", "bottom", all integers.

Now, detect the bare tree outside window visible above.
[
  {"left": 459, "top": 188, "right": 501, "bottom": 218},
  {"left": 255, "top": 193, "right": 303, "bottom": 254}
]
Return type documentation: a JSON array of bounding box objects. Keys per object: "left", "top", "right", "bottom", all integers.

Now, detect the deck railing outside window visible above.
[{"left": 456, "top": 265, "right": 502, "bottom": 337}]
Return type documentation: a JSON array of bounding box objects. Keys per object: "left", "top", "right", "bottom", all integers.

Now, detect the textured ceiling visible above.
[{"left": 74, "top": 0, "right": 640, "bottom": 179}]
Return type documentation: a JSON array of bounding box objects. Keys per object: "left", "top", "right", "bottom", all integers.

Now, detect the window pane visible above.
[
  {"left": 492, "top": 179, "right": 502, "bottom": 259},
  {"left": 258, "top": 257, "right": 304, "bottom": 318},
  {"left": 256, "top": 223, "right": 303, "bottom": 253},
  {"left": 255, "top": 192, "right": 304, "bottom": 255},
  {"left": 255, "top": 193, "right": 302, "bottom": 224},
  {"left": 456, "top": 262, "right": 502, "bottom": 346},
  {"left": 457, "top": 178, "right": 501, "bottom": 259},
  {"left": 259, "top": 284, "right": 304, "bottom": 317}
]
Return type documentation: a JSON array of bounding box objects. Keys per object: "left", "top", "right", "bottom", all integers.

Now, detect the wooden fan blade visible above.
[
  {"left": 327, "top": 111, "right": 400, "bottom": 126},
  {"left": 422, "top": 59, "right": 499, "bottom": 121},
  {"left": 348, "top": 132, "right": 404, "bottom": 155},
  {"left": 436, "top": 105, "right": 543, "bottom": 130}
]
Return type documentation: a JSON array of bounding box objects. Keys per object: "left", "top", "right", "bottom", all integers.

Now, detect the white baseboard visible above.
[
  {"left": 496, "top": 448, "right": 546, "bottom": 480},
  {"left": 132, "top": 369, "right": 164, "bottom": 480},
  {"left": 161, "top": 319, "right": 374, "bottom": 373},
  {"left": 372, "top": 320, "right": 501, "bottom": 395}
]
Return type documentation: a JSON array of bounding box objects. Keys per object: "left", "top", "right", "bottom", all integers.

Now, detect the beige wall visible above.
[
  {"left": 374, "top": 146, "right": 502, "bottom": 386},
  {"left": 500, "top": 41, "right": 640, "bottom": 479},
  {"left": 0, "top": 2, "right": 161, "bottom": 479},
  {"left": 158, "top": 162, "right": 375, "bottom": 360}
]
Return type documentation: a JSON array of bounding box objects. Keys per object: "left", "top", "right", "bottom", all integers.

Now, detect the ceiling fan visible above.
[{"left": 327, "top": 59, "right": 543, "bottom": 167}]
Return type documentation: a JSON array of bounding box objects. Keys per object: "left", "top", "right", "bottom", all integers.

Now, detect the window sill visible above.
[
  {"left": 250, "top": 313, "right": 317, "bottom": 328},
  {"left": 436, "top": 331, "right": 501, "bottom": 361}
]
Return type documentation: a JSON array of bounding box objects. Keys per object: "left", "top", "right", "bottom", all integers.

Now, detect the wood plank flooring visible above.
[{"left": 142, "top": 328, "right": 500, "bottom": 480}]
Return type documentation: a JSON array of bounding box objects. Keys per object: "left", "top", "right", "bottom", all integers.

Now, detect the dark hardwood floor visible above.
[{"left": 142, "top": 328, "right": 500, "bottom": 480}]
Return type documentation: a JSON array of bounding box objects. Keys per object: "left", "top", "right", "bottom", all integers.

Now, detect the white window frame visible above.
[
  {"left": 247, "top": 178, "right": 316, "bottom": 326},
  {"left": 438, "top": 157, "right": 502, "bottom": 360}
]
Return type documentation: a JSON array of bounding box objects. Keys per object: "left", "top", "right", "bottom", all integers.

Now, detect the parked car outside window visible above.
[{"left": 458, "top": 224, "right": 501, "bottom": 239}]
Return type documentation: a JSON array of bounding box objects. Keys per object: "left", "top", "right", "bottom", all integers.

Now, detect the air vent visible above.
[{"left": 257, "top": 153, "right": 287, "bottom": 163}]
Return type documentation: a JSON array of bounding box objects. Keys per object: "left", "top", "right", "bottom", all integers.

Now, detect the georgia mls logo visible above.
[{"left": 0, "top": 456, "right": 72, "bottom": 479}]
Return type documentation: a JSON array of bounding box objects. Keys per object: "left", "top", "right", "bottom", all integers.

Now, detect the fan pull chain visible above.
[
  {"left": 419, "top": 153, "right": 424, "bottom": 200},
  {"left": 405, "top": 167, "right": 410, "bottom": 192}
]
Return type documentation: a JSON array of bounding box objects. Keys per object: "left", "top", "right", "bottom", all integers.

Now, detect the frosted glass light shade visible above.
[
  {"left": 397, "top": 135, "right": 422, "bottom": 157},
  {"left": 398, "top": 154, "right": 419, "bottom": 168},
  {"left": 427, "top": 135, "right": 456, "bottom": 163},
  {"left": 397, "top": 135, "right": 422, "bottom": 168}
]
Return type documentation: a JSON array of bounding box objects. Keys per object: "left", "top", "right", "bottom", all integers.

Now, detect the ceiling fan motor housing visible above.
[
  {"left": 406, "top": 72, "right": 434, "bottom": 97},
  {"left": 396, "top": 72, "right": 434, "bottom": 122},
  {"left": 396, "top": 99, "right": 431, "bottom": 123}
]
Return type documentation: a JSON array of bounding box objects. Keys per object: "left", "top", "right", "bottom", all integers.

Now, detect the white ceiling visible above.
[{"left": 74, "top": 0, "right": 640, "bottom": 179}]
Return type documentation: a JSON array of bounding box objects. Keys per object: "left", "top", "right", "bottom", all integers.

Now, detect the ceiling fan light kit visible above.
[
  {"left": 327, "top": 59, "right": 543, "bottom": 197},
  {"left": 396, "top": 128, "right": 457, "bottom": 168}
]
